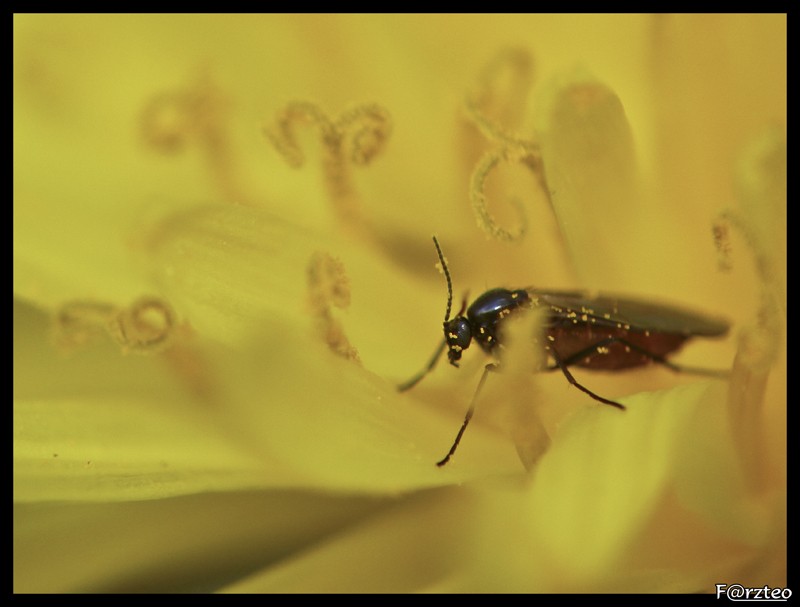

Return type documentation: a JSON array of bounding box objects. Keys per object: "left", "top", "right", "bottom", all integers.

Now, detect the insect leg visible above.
[
  {"left": 436, "top": 363, "right": 498, "bottom": 467},
  {"left": 611, "top": 340, "right": 731, "bottom": 378},
  {"left": 398, "top": 339, "right": 447, "bottom": 392},
  {"left": 547, "top": 337, "right": 731, "bottom": 378},
  {"left": 548, "top": 345, "right": 626, "bottom": 409}
]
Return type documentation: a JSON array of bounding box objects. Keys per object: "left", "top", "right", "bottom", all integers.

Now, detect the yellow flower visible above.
[{"left": 14, "top": 14, "right": 785, "bottom": 592}]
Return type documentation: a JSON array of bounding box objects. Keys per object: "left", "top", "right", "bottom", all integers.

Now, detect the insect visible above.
[{"left": 399, "top": 236, "right": 730, "bottom": 466}]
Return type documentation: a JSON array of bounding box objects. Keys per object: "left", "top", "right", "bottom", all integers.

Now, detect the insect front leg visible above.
[
  {"left": 398, "top": 339, "right": 447, "bottom": 392},
  {"left": 436, "top": 362, "right": 499, "bottom": 467}
]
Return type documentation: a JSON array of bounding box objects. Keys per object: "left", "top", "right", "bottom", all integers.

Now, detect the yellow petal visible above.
[
  {"left": 211, "top": 318, "right": 522, "bottom": 491},
  {"left": 535, "top": 70, "right": 642, "bottom": 289},
  {"left": 219, "top": 487, "right": 472, "bottom": 593},
  {"left": 14, "top": 298, "right": 291, "bottom": 501},
  {"left": 14, "top": 490, "right": 387, "bottom": 593}
]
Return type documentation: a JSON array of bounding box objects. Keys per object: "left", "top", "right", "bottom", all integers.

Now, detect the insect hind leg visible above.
[
  {"left": 548, "top": 345, "right": 626, "bottom": 409},
  {"left": 545, "top": 336, "right": 730, "bottom": 409},
  {"left": 546, "top": 337, "right": 730, "bottom": 378}
]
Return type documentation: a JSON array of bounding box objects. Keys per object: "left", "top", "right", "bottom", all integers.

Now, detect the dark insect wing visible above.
[{"left": 527, "top": 289, "right": 730, "bottom": 337}]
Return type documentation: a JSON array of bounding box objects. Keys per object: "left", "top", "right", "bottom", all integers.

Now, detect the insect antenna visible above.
[
  {"left": 396, "top": 237, "right": 453, "bottom": 393},
  {"left": 432, "top": 236, "right": 454, "bottom": 322}
]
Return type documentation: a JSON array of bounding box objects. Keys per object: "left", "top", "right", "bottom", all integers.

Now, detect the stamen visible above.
[
  {"left": 470, "top": 149, "right": 530, "bottom": 242},
  {"left": 721, "top": 129, "right": 786, "bottom": 492},
  {"left": 465, "top": 47, "right": 533, "bottom": 146},
  {"left": 140, "top": 76, "right": 250, "bottom": 206},
  {"left": 265, "top": 101, "right": 391, "bottom": 231},
  {"left": 307, "top": 251, "right": 360, "bottom": 361},
  {"left": 463, "top": 49, "right": 551, "bottom": 243},
  {"left": 54, "top": 301, "right": 118, "bottom": 350},
  {"left": 108, "top": 298, "right": 176, "bottom": 352},
  {"left": 54, "top": 297, "right": 177, "bottom": 354}
]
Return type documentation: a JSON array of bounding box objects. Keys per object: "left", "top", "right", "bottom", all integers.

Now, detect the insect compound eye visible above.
[{"left": 444, "top": 317, "right": 471, "bottom": 365}]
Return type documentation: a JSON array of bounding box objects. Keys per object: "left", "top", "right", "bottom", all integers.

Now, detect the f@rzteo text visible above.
[{"left": 716, "top": 584, "right": 791, "bottom": 601}]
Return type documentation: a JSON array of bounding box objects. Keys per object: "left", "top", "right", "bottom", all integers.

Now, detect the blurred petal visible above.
[
  {"left": 536, "top": 70, "right": 642, "bottom": 288},
  {"left": 343, "top": 381, "right": 772, "bottom": 593},
  {"left": 14, "top": 395, "right": 280, "bottom": 502},
  {"left": 220, "top": 488, "right": 472, "bottom": 593},
  {"left": 14, "top": 301, "right": 285, "bottom": 502},
  {"left": 14, "top": 490, "right": 389, "bottom": 593}
]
